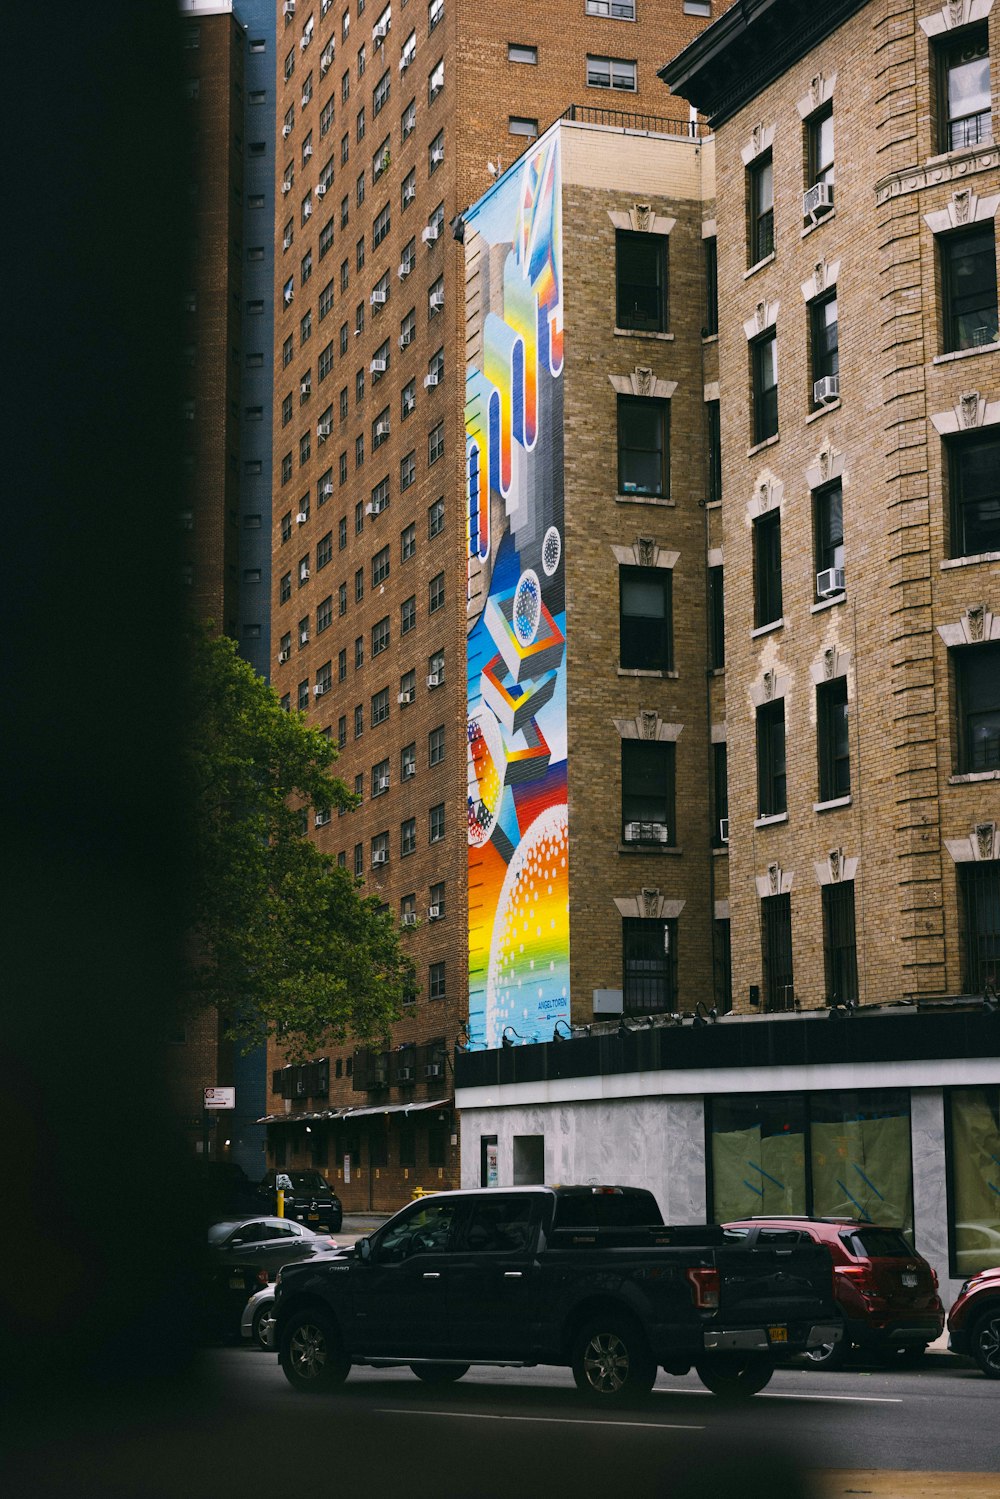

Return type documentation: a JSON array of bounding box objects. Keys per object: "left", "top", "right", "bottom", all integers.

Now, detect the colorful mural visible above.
[{"left": 465, "top": 132, "right": 568, "bottom": 1050}]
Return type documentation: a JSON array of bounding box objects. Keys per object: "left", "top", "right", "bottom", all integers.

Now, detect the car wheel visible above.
[
  {"left": 571, "top": 1316, "right": 656, "bottom": 1404},
  {"left": 970, "top": 1308, "right": 1000, "bottom": 1379},
  {"left": 251, "top": 1302, "right": 276, "bottom": 1351},
  {"left": 410, "top": 1363, "right": 470, "bottom": 1384},
  {"left": 279, "top": 1308, "right": 350, "bottom": 1393},
  {"left": 803, "top": 1336, "right": 850, "bottom": 1370},
  {"left": 695, "top": 1355, "right": 774, "bottom": 1400}
]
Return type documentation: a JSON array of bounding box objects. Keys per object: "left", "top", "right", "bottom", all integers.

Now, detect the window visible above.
[
  {"left": 619, "top": 566, "right": 672, "bottom": 672},
  {"left": 616, "top": 231, "right": 667, "bottom": 332},
  {"left": 320, "top": 98, "right": 335, "bottom": 136},
  {"left": 509, "top": 117, "right": 538, "bottom": 138},
  {"left": 428, "top": 571, "right": 444, "bottom": 613},
  {"left": 370, "top": 475, "right": 390, "bottom": 514},
  {"left": 318, "top": 595, "right": 333, "bottom": 632},
  {"left": 708, "top": 565, "right": 725, "bottom": 669},
  {"left": 356, "top": 231, "right": 366, "bottom": 267},
  {"left": 354, "top": 843, "right": 364, "bottom": 875},
  {"left": 508, "top": 43, "right": 537, "bottom": 64},
  {"left": 761, "top": 892, "right": 794, "bottom": 1011},
  {"left": 747, "top": 151, "right": 774, "bottom": 264},
  {"left": 622, "top": 918, "right": 677, "bottom": 1015},
  {"left": 429, "top": 961, "right": 446, "bottom": 1001},
  {"left": 320, "top": 280, "right": 335, "bottom": 320},
  {"left": 282, "top": 511, "right": 294, "bottom": 543},
  {"left": 316, "top": 659, "right": 333, "bottom": 696},
  {"left": 401, "top": 523, "right": 416, "bottom": 560},
  {"left": 753, "top": 509, "right": 782, "bottom": 627},
  {"left": 428, "top": 346, "right": 444, "bottom": 383},
  {"left": 372, "top": 544, "right": 390, "bottom": 585},
  {"left": 283, "top": 334, "right": 295, "bottom": 369},
  {"left": 280, "top": 571, "right": 292, "bottom": 602},
  {"left": 338, "top": 646, "right": 347, "bottom": 680},
  {"left": 298, "top": 679, "right": 310, "bottom": 711},
  {"left": 401, "top": 817, "right": 417, "bottom": 855},
  {"left": 706, "top": 399, "right": 722, "bottom": 505},
  {"left": 428, "top": 59, "right": 444, "bottom": 102},
  {"left": 372, "top": 742, "right": 390, "bottom": 781},
  {"left": 400, "top": 449, "right": 416, "bottom": 490},
  {"left": 372, "top": 615, "right": 390, "bottom": 659},
  {"left": 372, "top": 406, "right": 391, "bottom": 449},
  {"left": 355, "top": 566, "right": 365, "bottom": 603},
  {"left": 621, "top": 740, "right": 675, "bottom": 845},
  {"left": 806, "top": 104, "right": 834, "bottom": 199},
  {"left": 810, "top": 293, "right": 839, "bottom": 404},
  {"left": 401, "top": 741, "right": 416, "bottom": 780},
  {"left": 301, "top": 249, "right": 313, "bottom": 285},
  {"left": 317, "top": 531, "right": 333, "bottom": 568},
  {"left": 282, "top": 393, "right": 294, "bottom": 427},
  {"left": 756, "top": 700, "right": 786, "bottom": 817},
  {"left": 712, "top": 742, "right": 729, "bottom": 846},
  {"left": 948, "top": 432, "right": 1000, "bottom": 557},
  {"left": 429, "top": 0, "right": 443, "bottom": 31},
  {"left": 339, "top": 515, "right": 348, "bottom": 549},
  {"left": 813, "top": 479, "right": 844, "bottom": 591},
  {"left": 817, "top": 676, "right": 850, "bottom": 801},
  {"left": 428, "top": 724, "right": 445, "bottom": 766},
  {"left": 356, "top": 105, "right": 366, "bottom": 143},
  {"left": 954, "top": 641, "right": 1000, "bottom": 771},
  {"left": 401, "top": 595, "right": 416, "bottom": 634},
  {"left": 374, "top": 68, "right": 391, "bottom": 115},
  {"left": 401, "top": 167, "right": 417, "bottom": 209},
  {"left": 822, "top": 881, "right": 858, "bottom": 1007},
  {"left": 429, "top": 420, "right": 444, "bottom": 464},
  {"left": 428, "top": 648, "right": 444, "bottom": 684},
  {"left": 337, "top": 712, "right": 347, "bottom": 748},
  {"left": 703, "top": 235, "right": 718, "bottom": 336},
  {"left": 617, "top": 396, "right": 668, "bottom": 497},
  {"left": 750, "top": 330, "right": 779, "bottom": 443},
  {"left": 683, "top": 1, "right": 711, "bottom": 15},
  {"left": 429, "top": 803, "right": 445, "bottom": 842},
  {"left": 940, "top": 226, "right": 998, "bottom": 353},
  {"left": 373, "top": 201, "right": 391, "bottom": 247},
  {"left": 319, "top": 219, "right": 335, "bottom": 260},
  {"left": 339, "top": 581, "right": 348, "bottom": 615},
  {"left": 587, "top": 55, "right": 637, "bottom": 90},
  {"left": 429, "top": 880, "right": 445, "bottom": 919},
  {"left": 354, "top": 703, "right": 364, "bottom": 738},
  {"left": 319, "top": 342, "right": 335, "bottom": 381},
  {"left": 938, "top": 28, "right": 992, "bottom": 152},
  {"left": 341, "top": 257, "right": 350, "bottom": 293},
  {"left": 355, "top": 634, "right": 364, "bottom": 668},
  {"left": 399, "top": 665, "right": 416, "bottom": 699},
  {"left": 428, "top": 129, "right": 444, "bottom": 172}
]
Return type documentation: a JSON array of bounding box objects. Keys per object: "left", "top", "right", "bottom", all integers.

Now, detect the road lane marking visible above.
[
  {"left": 375, "top": 1409, "right": 704, "bottom": 1430},
  {"left": 658, "top": 1389, "right": 903, "bottom": 1405}
]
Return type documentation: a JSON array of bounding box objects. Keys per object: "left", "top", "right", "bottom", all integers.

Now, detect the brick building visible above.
[
  {"left": 262, "top": 0, "right": 723, "bottom": 1210},
  {"left": 455, "top": 0, "right": 1000, "bottom": 1309}
]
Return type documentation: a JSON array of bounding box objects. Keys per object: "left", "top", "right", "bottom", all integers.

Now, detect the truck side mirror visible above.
[{"left": 357, "top": 1237, "right": 372, "bottom": 1262}]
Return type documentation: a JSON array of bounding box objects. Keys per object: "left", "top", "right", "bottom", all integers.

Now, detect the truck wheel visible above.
[
  {"left": 803, "top": 1336, "right": 850, "bottom": 1370},
  {"left": 695, "top": 1356, "right": 774, "bottom": 1400},
  {"left": 971, "top": 1309, "right": 1000, "bottom": 1378},
  {"left": 571, "top": 1316, "right": 656, "bottom": 1404},
  {"left": 279, "top": 1308, "right": 350, "bottom": 1393},
  {"left": 410, "top": 1363, "right": 470, "bottom": 1384}
]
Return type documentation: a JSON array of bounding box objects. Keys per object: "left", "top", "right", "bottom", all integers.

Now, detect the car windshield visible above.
[
  {"left": 275, "top": 1171, "right": 329, "bottom": 1192},
  {"left": 843, "top": 1228, "right": 917, "bottom": 1258}
]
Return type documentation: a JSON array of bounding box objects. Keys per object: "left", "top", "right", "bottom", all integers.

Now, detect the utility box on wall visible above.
[{"left": 593, "top": 988, "right": 624, "bottom": 1015}]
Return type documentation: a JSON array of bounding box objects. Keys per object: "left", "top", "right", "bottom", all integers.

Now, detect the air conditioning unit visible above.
[
  {"left": 300, "top": 565, "right": 310, "bottom": 580},
  {"left": 376, "top": 773, "right": 390, "bottom": 792},
  {"left": 372, "top": 849, "right": 387, "bottom": 864},
  {"left": 813, "top": 374, "right": 840, "bottom": 405},
  {"left": 296, "top": 512, "right": 309, "bottom": 527},
  {"left": 430, "top": 83, "right": 442, "bottom": 102},
  {"left": 398, "top": 260, "right": 412, "bottom": 279},
  {"left": 397, "top": 689, "right": 414, "bottom": 704},
  {"left": 399, "top": 53, "right": 412, "bottom": 72},
  {"left": 284, "top": 287, "right": 294, "bottom": 304},
  {"left": 402, "top": 397, "right": 415, "bottom": 416},
  {"left": 402, "top": 762, "right": 415, "bottom": 779},
  {"left": 429, "top": 290, "right": 444, "bottom": 311},
  {"left": 397, "top": 1064, "right": 414, "bottom": 1080},
  {"left": 719, "top": 818, "right": 729, "bottom": 844},
  {"left": 403, "top": 187, "right": 416, "bottom": 206},
  {"left": 375, "top": 421, "right": 390, "bottom": 439},
  {"left": 816, "top": 566, "right": 846, "bottom": 598},
  {"left": 300, "top": 629, "right": 309, "bottom": 644},
  {"left": 401, "top": 912, "right": 418, "bottom": 927},
  {"left": 301, "top": 94, "right": 311, "bottom": 110},
  {"left": 282, "top": 180, "right": 292, "bottom": 194},
  {"left": 303, "top": 142, "right": 313, "bottom": 158},
  {"left": 315, "top": 183, "right": 327, "bottom": 197},
  {"left": 313, "top": 683, "right": 327, "bottom": 696},
  {"left": 373, "top": 21, "right": 389, "bottom": 41},
  {"left": 430, "top": 146, "right": 444, "bottom": 165},
  {"left": 282, "top": 122, "right": 293, "bottom": 138},
  {"left": 320, "top": 482, "right": 333, "bottom": 497},
  {"left": 283, "top": 233, "right": 293, "bottom": 250},
  {"left": 282, "top": 0, "right": 296, "bottom": 15},
  {"left": 315, "top": 810, "right": 331, "bottom": 826},
  {"left": 370, "top": 290, "right": 387, "bottom": 308},
  {"left": 425, "top": 1061, "right": 443, "bottom": 1078},
  {"left": 426, "top": 672, "right": 441, "bottom": 687},
  {"left": 802, "top": 181, "right": 834, "bottom": 219},
  {"left": 320, "top": 48, "right": 333, "bottom": 74},
  {"left": 370, "top": 357, "right": 388, "bottom": 374},
  {"left": 421, "top": 224, "right": 439, "bottom": 245},
  {"left": 398, "top": 332, "right": 413, "bottom": 349},
  {"left": 317, "top": 420, "right": 331, "bottom": 437},
  {"left": 423, "top": 373, "right": 440, "bottom": 389},
  {"left": 300, "top": 32, "right": 312, "bottom": 51},
  {"left": 427, "top": 904, "right": 441, "bottom": 919},
  {"left": 278, "top": 648, "right": 291, "bottom": 663}
]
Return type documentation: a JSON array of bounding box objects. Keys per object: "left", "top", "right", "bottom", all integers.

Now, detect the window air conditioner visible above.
[
  {"left": 430, "top": 146, "right": 444, "bottom": 164},
  {"left": 402, "top": 397, "right": 414, "bottom": 416},
  {"left": 282, "top": 123, "right": 293, "bottom": 138},
  {"left": 320, "top": 482, "right": 333, "bottom": 496},
  {"left": 315, "top": 183, "right": 327, "bottom": 197},
  {"left": 303, "top": 142, "right": 313, "bottom": 158},
  {"left": 430, "top": 83, "right": 442, "bottom": 102},
  {"left": 284, "top": 288, "right": 294, "bottom": 304},
  {"left": 282, "top": 180, "right": 292, "bottom": 194},
  {"left": 303, "top": 202, "right": 313, "bottom": 219},
  {"left": 300, "top": 32, "right": 312, "bottom": 50},
  {"left": 370, "top": 357, "right": 388, "bottom": 373},
  {"left": 398, "top": 261, "right": 412, "bottom": 279},
  {"left": 317, "top": 420, "right": 331, "bottom": 437},
  {"left": 403, "top": 187, "right": 416, "bottom": 205},
  {"left": 397, "top": 1064, "right": 414, "bottom": 1080},
  {"left": 427, "top": 905, "right": 441, "bottom": 919},
  {"left": 313, "top": 683, "right": 327, "bottom": 696},
  {"left": 302, "top": 94, "right": 311, "bottom": 110},
  {"left": 421, "top": 224, "right": 439, "bottom": 244},
  {"left": 802, "top": 181, "right": 834, "bottom": 219},
  {"left": 425, "top": 1061, "right": 443, "bottom": 1078},
  {"left": 296, "top": 510, "right": 309, "bottom": 523},
  {"left": 375, "top": 421, "right": 390, "bottom": 438},
  {"left": 402, "top": 762, "right": 415, "bottom": 779},
  {"left": 300, "top": 628, "right": 309, "bottom": 644},
  {"left": 370, "top": 289, "right": 387, "bottom": 306},
  {"left": 372, "top": 849, "right": 387, "bottom": 864},
  {"left": 278, "top": 648, "right": 291, "bottom": 663},
  {"left": 399, "top": 54, "right": 412, "bottom": 72},
  {"left": 429, "top": 290, "right": 444, "bottom": 311},
  {"left": 816, "top": 566, "right": 846, "bottom": 598},
  {"left": 401, "top": 912, "right": 417, "bottom": 927},
  {"left": 397, "top": 689, "right": 414, "bottom": 704},
  {"left": 426, "top": 672, "right": 441, "bottom": 687},
  {"left": 300, "top": 565, "right": 310, "bottom": 580},
  {"left": 813, "top": 374, "right": 840, "bottom": 405},
  {"left": 399, "top": 332, "right": 413, "bottom": 349},
  {"left": 719, "top": 818, "right": 729, "bottom": 844},
  {"left": 373, "top": 21, "right": 389, "bottom": 41},
  {"left": 423, "top": 373, "right": 440, "bottom": 388},
  {"left": 283, "top": 233, "right": 293, "bottom": 250},
  {"left": 315, "top": 810, "right": 330, "bottom": 826},
  {"left": 282, "top": 0, "right": 296, "bottom": 15}
]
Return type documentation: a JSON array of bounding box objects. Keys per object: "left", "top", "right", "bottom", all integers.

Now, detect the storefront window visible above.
[
  {"left": 949, "top": 1086, "right": 1000, "bottom": 1276},
  {"left": 710, "top": 1089, "right": 912, "bottom": 1230}
]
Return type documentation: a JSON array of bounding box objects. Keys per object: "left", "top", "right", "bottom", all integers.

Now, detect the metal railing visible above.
[{"left": 560, "top": 103, "right": 706, "bottom": 139}]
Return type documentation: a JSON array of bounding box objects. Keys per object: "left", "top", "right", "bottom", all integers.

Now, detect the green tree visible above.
[{"left": 186, "top": 629, "right": 409, "bottom": 1057}]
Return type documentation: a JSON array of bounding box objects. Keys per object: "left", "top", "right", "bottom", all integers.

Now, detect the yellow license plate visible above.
[
  {"left": 308, "top": 1212, "right": 319, "bottom": 1220},
  {"left": 768, "top": 1325, "right": 788, "bottom": 1343}
]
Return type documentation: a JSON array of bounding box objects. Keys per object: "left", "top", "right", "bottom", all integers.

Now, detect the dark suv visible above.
[
  {"left": 258, "top": 1168, "right": 343, "bottom": 1232},
  {"left": 724, "top": 1217, "right": 943, "bottom": 1368},
  {"left": 948, "top": 1265, "right": 1000, "bottom": 1377}
]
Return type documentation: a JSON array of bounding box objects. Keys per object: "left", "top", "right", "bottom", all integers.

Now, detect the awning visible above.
[{"left": 257, "top": 1098, "right": 453, "bottom": 1125}]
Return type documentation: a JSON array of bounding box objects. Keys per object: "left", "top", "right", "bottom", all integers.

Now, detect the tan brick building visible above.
[{"left": 263, "top": 0, "right": 722, "bottom": 1210}]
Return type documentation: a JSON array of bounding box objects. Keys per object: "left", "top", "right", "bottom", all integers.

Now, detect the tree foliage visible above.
[{"left": 185, "top": 629, "right": 409, "bottom": 1058}]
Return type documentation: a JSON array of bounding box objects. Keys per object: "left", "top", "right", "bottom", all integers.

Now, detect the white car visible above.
[{"left": 241, "top": 1283, "right": 277, "bottom": 1350}]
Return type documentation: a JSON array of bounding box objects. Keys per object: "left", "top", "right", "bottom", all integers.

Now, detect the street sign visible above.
[{"left": 204, "top": 1086, "right": 236, "bottom": 1110}]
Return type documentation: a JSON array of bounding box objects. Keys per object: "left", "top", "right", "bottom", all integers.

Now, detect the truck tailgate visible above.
[{"left": 716, "top": 1242, "right": 834, "bottom": 1323}]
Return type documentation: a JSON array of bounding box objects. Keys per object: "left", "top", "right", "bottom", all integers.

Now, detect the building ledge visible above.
[
  {"left": 932, "top": 341, "right": 1000, "bottom": 366},
  {"left": 617, "top": 843, "right": 683, "bottom": 855},
  {"left": 744, "top": 250, "right": 775, "bottom": 280},
  {"left": 616, "top": 666, "right": 679, "bottom": 679},
  {"left": 615, "top": 493, "right": 674, "bottom": 508},
  {"left": 751, "top": 617, "right": 784, "bottom": 638},
  {"left": 811, "top": 593, "right": 845, "bottom": 613},
  {"left": 949, "top": 769, "right": 1000, "bottom": 785},
  {"left": 613, "top": 327, "right": 674, "bottom": 342},
  {"left": 940, "top": 551, "right": 1000, "bottom": 570},
  {"left": 806, "top": 398, "right": 841, "bottom": 424},
  {"left": 747, "top": 433, "right": 780, "bottom": 458},
  {"left": 801, "top": 208, "right": 837, "bottom": 240},
  {"left": 754, "top": 812, "right": 788, "bottom": 829},
  {"left": 814, "top": 794, "right": 851, "bottom": 813}
]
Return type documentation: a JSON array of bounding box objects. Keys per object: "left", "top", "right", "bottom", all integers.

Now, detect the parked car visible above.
[
  {"left": 241, "top": 1242, "right": 344, "bottom": 1350},
  {"left": 202, "top": 1216, "right": 339, "bottom": 1339},
  {"left": 257, "top": 1169, "right": 343, "bottom": 1233},
  {"left": 948, "top": 1265, "right": 1000, "bottom": 1377},
  {"left": 723, "top": 1216, "right": 944, "bottom": 1368}
]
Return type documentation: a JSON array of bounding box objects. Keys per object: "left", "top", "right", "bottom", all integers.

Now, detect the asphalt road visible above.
[{"left": 9, "top": 1348, "right": 994, "bottom": 1499}]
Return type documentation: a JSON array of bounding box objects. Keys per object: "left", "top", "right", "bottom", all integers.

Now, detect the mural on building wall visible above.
[{"left": 465, "top": 131, "right": 569, "bottom": 1050}]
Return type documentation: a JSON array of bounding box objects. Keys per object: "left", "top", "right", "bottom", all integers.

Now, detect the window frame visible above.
[
  {"left": 619, "top": 565, "right": 672, "bottom": 672},
  {"left": 615, "top": 230, "right": 667, "bottom": 333},
  {"left": 617, "top": 395, "right": 669, "bottom": 498},
  {"left": 756, "top": 699, "right": 787, "bottom": 818}
]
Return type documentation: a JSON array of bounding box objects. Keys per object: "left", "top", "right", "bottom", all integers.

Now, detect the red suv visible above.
[
  {"left": 724, "top": 1217, "right": 944, "bottom": 1368},
  {"left": 947, "top": 1266, "right": 1000, "bottom": 1377}
]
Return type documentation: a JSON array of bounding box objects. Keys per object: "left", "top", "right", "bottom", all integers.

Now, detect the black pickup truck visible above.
[{"left": 273, "top": 1185, "right": 841, "bottom": 1402}]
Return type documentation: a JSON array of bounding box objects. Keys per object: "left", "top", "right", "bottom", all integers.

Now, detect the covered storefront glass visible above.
[{"left": 949, "top": 1085, "right": 1000, "bottom": 1276}]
